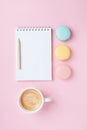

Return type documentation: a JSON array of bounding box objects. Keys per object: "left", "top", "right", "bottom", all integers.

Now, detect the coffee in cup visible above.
[
  {"left": 19, "top": 88, "right": 52, "bottom": 113},
  {"left": 20, "top": 89, "right": 42, "bottom": 111}
]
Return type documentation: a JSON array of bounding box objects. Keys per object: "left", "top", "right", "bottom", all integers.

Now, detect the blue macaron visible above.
[{"left": 56, "top": 25, "right": 71, "bottom": 41}]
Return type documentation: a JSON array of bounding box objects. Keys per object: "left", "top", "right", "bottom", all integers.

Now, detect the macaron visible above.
[
  {"left": 56, "top": 64, "right": 72, "bottom": 80},
  {"left": 55, "top": 45, "right": 71, "bottom": 61},
  {"left": 56, "top": 25, "right": 71, "bottom": 41}
]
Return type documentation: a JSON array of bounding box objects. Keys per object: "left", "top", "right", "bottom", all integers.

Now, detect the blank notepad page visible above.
[{"left": 16, "top": 27, "right": 52, "bottom": 81}]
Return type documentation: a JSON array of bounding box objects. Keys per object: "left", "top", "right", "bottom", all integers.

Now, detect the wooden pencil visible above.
[{"left": 18, "top": 38, "right": 21, "bottom": 69}]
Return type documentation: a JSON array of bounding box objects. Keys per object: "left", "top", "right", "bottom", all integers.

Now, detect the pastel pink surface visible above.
[
  {"left": 56, "top": 64, "right": 72, "bottom": 79},
  {"left": 0, "top": 0, "right": 87, "bottom": 130}
]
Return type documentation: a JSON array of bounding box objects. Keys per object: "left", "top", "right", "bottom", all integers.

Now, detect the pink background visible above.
[{"left": 0, "top": 0, "right": 87, "bottom": 130}]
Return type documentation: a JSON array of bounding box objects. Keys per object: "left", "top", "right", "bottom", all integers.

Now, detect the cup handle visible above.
[{"left": 44, "top": 98, "right": 52, "bottom": 102}]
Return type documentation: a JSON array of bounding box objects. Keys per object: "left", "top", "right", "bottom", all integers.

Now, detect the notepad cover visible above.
[{"left": 16, "top": 27, "right": 52, "bottom": 81}]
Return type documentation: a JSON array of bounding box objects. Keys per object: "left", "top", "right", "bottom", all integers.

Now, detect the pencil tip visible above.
[{"left": 18, "top": 38, "right": 21, "bottom": 44}]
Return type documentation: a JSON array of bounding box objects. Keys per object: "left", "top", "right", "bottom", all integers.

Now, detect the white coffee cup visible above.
[{"left": 18, "top": 88, "right": 52, "bottom": 113}]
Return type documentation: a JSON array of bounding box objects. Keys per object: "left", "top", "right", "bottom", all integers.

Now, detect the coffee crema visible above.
[{"left": 20, "top": 89, "right": 42, "bottom": 111}]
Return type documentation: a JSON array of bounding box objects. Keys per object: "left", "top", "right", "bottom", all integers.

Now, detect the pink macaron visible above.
[{"left": 56, "top": 64, "right": 72, "bottom": 80}]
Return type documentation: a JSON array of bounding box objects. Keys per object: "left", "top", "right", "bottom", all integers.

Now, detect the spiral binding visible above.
[{"left": 16, "top": 27, "right": 51, "bottom": 31}]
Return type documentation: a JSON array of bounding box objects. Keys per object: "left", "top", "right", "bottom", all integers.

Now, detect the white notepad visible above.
[{"left": 16, "top": 27, "right": 52, "bottom": 81}]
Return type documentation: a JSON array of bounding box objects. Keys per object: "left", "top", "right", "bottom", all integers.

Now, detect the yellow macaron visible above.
[{"left": 55, "top": 45, "right": 71, "bottom": 61}]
